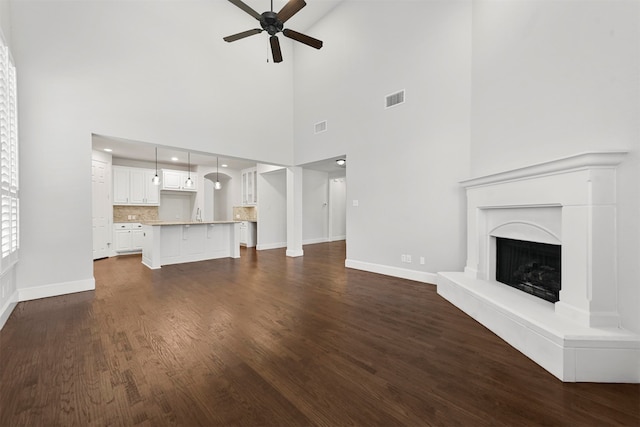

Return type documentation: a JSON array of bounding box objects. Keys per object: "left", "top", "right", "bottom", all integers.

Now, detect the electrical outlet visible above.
[
  {"left": 406, "top": 255, "right": 412, "bottom": 263},
  {"left": 401, "top": 254, "right": 406, "bottom": 263},
  {"left": 352, "top": 200, "right": 359, "bottom": 207},
  {"left": 420, "top": 257, "right": 425, "bottom": 265}
]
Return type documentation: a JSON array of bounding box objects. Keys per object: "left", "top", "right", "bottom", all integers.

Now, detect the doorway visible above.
[
  {"left": 204, "top": 172, "right": 231, "bottom": 221},
  {"left": 328, "top": 177, "right": 346, "bottom": 241}
]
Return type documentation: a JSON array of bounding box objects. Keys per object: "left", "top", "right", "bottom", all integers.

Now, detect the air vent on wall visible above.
[
  {"left": 314, "top": 120, "right": 328, "bottom": 134},
  {"left": 385, "top": 90, "right": 405, "bottom": 109}
]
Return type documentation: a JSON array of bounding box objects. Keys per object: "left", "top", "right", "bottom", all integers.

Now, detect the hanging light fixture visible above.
[
  {"left": 185, "top": 152, "right": 194, "bottom": 188},
  {"left": 336, "top": 158, "right": 346, "bottom": 166},
  {"left": 152, "top": 147, "right": 160, "bottom": 185},
  {"left": 214, "top": 157, "right": 222, "bottom": 190}
]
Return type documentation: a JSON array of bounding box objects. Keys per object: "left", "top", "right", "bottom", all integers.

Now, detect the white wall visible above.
[
  {"left": 471, "top": 0, "right": 640, "bottom": 333},
  {"left": 293, "top": 1, "right": 472, "bottom": 280},
  {"left": 11, "top": 0, "right": 294, "bottom": 293},
  {"left": 302, "top": 169, "right": 329, "bottom": 244}
]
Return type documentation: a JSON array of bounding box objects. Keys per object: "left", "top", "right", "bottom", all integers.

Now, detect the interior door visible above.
[
  {"left": 329, "top": 177, "right": 347, "bottom": 241},
  {"left": 92, "top": 158, "right": 110, "bottom": 259}
]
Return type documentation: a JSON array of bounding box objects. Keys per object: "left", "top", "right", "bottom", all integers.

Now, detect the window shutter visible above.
[{"left": 0, "top": 42, "right": 18, "bottom": 272}]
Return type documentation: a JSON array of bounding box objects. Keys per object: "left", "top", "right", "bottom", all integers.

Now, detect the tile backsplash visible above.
[
  {"left": 232, "top": 206, "right": 257, "bottom": 221},
  {"left": 113, "top": 206, "right": 159, "bottom": 223}
]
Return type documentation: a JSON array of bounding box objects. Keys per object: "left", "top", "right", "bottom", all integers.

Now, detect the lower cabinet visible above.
[
  {"left": 239, "top": 221, "right": 256, "bottom": 247},
  {"left": 239, "top": 221, "right": 247, "bottom": 245},
  {"left": 114, "top": 223, "right": 144, "bottom": 253}
]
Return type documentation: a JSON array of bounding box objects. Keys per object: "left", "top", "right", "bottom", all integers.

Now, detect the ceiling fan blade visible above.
[
  {"left": 223, "top": 28, "right": 263, "bottom": 42},
  {"left": 270, "top": 35, "right": 283, "bottom": 63},
  {"left": 277, "top": 0, "right": 306, "bottom": 24},
  {"left": 282, "top": 28, "right": 323, "bottom": 49},
  {"left": 227, "top": 0, "right": 262, "bottom": 20}
]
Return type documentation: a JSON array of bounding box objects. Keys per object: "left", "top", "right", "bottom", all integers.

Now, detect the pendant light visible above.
[
  {"left": 185, "top": 152, "right": 194, "bottom": 188},
  {"left": 214, "top": 157, "right": 222, "bottom": 190},
  {"left": 152, "top": 147, "right": 160, "bottom": 185}
]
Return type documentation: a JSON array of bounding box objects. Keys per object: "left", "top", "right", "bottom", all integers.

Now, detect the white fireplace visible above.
[{"left": 437, "top": 152, "right": 639, "bottom": 382}]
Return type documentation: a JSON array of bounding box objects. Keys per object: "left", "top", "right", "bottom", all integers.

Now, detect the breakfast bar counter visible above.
[{"left": 141, "top": 221, "right": 240, "bottom": 269}]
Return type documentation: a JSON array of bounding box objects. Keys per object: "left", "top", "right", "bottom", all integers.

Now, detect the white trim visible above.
[
  {"left": 18, "top": 278, "right": 95, "bottom": 302},
  {"left": 256, "top": 242, "right": 287, "bottom": 251},
  {"left": 460, "top": 151, "right": 627, "bottom": 189},
  {"left": 0, "top": 289, "right": 17, "bottom": 330},
  {"left": 329, "top": 235, "right": 346, "bottom": 242},
  {"left": 303, "top": 237, "right": 330, "bottom": 246},
  {"left": 345, "top": 259, "right": 438, "bottom": 284}
]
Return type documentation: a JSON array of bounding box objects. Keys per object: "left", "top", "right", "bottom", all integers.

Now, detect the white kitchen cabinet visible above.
[
  {"left": 239, "top": 221, "right": 247, "bottom": 245},
  {"left": 132, "top": 227, "right": 145, "bottom": 249},
  {"left": 113, "top": 166, "right": 159, "bottom": 206},
  {"left": 241, "top": 167, "right": 257, "bottom": 205},
  {"left": 239, "top": 221, "right": 256, "bottom": 247},
  {"left": 113, "top": 167, "right": 131, "bottom": 204},
  {"left": 114, "top": 223, "right": 144, "bottom": 253},
  {"left": 162, "top": 169, "right": 198, "bottom": 192},
  {"left": 130, "top": 169, "right": 160, "bottom": 204}
]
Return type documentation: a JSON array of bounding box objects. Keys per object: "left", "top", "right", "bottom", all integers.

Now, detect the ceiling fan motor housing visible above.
[{"left": 260, "top": 11, "right": 283, "bottom": 35}]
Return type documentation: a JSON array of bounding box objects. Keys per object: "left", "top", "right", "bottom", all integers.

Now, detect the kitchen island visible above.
[{"left": 141, "top": 221, "right": 240, "bottom": 269}]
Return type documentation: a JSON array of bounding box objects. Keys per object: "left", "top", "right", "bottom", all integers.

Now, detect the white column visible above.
[{"left": 286, "top": 167, "right": 304, "bottom": 257}]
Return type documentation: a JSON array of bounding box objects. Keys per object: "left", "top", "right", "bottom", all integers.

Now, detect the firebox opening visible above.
[{"left": 495, "top": 237, "right": 561, "bottom": 303}]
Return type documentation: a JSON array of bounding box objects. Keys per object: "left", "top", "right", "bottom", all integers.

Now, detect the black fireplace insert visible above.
[{"left": 495, "top": 237, "right": 561, "bottom": 303}]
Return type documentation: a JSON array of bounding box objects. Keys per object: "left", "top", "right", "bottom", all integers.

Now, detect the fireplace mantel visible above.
[
  {"left": 459, "top": 151, "right": 628, "bottom": 189},
  {"left": 437, "top": 151, "right": 639, "bottom": 383}
]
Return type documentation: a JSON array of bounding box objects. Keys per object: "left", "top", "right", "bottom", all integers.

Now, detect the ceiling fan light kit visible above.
[{"left": 223, "top": 0, "right": 323, "bottom": 63}]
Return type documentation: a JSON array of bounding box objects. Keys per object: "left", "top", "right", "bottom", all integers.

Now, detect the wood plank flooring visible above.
[{"left": 1, "top": 242, "right": 638, "bottom": 426}]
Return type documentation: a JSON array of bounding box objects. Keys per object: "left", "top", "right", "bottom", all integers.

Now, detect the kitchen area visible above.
[{"left": 92, "top": 137, "right": 259, "bottom": 267}]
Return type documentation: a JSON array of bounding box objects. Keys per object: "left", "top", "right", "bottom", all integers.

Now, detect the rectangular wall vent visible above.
[
  {"left": 314, "top": 120, "right": 328, "bottom": 134},
  {"left": 385, "top": 90, "right": 405, "bottom": 109}
]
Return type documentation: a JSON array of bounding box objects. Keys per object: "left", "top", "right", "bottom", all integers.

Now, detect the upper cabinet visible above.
[
  {"left": 113, "top": 166, "right": 159, "bottom": 206},
  {"left": 241, "top": 167, "right": 257, "bottom": 205},
  {"left": 162, "top": 169, "right": 198, "bottom": 192}
]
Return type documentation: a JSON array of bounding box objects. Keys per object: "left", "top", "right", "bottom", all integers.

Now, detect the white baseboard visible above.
[
  {"left": 345, "top": 259, "right": 438, "bottom": 284},
  {"left": 303, "top": 237, "right": 330, "bottom": 245},
  {"left": 0, "top": 289, "right": 18, "bottom": 330},
  {"left": 256, "top": 242, "right": 287, "bottom": 251},
  {"left": 329, "top": 235, "right": 346, "bottom": 242},
  {"left": 18, "top": 278, "right": 96, "bottom": 302}
]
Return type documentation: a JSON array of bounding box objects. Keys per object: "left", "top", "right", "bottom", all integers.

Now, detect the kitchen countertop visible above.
[{"left": 141, "top": 220, "right": 240, "bottom": 226}]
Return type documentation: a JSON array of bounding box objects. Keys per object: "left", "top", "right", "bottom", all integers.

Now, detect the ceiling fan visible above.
[{"left": 223, "top": 0, "right": 323, "bottom": 63}]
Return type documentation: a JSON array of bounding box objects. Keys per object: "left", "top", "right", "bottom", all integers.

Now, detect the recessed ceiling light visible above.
[
  {"left": 221, "top": 164, "right": 228, "bottom": 168},
  {"left": 103, "top": 148, "right": 113, "bottom": 152},
  {"left": 171, "top": 157, "right": 179, "bottom": 161}
]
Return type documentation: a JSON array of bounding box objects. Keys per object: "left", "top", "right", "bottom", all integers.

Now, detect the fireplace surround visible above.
[{"left": 437, "top": 152, "right": 639, "bottom": 382}]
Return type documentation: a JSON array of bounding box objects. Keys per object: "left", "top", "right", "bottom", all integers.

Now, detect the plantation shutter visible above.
[{"left": 0, "top": 42, "right": 18, "bottom": 273}]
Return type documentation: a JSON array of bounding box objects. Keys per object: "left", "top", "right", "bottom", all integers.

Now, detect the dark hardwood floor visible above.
[{"left": 1, "top": 242, "right": 638, "bottom": 426}]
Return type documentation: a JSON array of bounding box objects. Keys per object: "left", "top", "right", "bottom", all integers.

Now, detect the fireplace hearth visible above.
[
  {"left": 496, "top": 237, "right": 561, "bottom": 303},
  {"left": 437, "top": 151, "right": 639, "bottom": 382}
]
